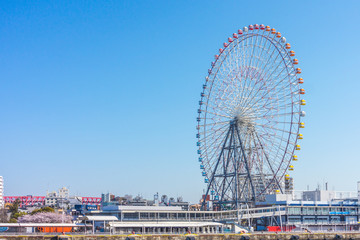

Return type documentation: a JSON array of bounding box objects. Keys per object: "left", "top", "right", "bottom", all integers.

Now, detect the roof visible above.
[
  {"left": 109, "top": 221, "right": 223, "bottom": 228},
  {"left": 0, "top": 223, "right": 87, "bottom": 227},
  {"left": 84, "top": 215, "right": 118, "bottom": 221},
  {"left": 103, "top": 205, "right": 183, "bottom": 212}
]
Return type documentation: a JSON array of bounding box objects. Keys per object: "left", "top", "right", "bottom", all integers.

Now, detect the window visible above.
[
  {"left": 288, "top": 217, "right": 301, "bottom": 224},
  {"left": 140, "top": 213, "right": 148, "bottom": 219},
  {"left": 303, "top": 207, "right": 315, "bottom": 215},
  {"left": 330, "top": 216, "right": 341, "bottom": 223},
  {"left": 123, "top": 213, "right": 138, "bottom": 220},
  {"left": 303, "top": 217, "right": 315, "bottom": 224},
  {"left": 317, "top": 207, "right": 329, "bottom": 215},
  {"left": 287, "top": 207, "right": 301, "bottom": 215}
]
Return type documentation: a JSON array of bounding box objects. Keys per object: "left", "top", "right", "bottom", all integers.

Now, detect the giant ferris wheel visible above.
[{"left": 196, "top": 24, "right": 306, "bottom": 210}]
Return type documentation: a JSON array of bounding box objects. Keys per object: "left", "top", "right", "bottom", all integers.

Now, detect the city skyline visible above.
[{"left": 0, "top": 1, "right": 360, "bottom": 203}]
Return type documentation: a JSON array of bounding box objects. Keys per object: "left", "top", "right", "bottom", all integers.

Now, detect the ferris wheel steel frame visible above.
[{"left": 196, "top": 24, "right": 306, "bottom": 210}]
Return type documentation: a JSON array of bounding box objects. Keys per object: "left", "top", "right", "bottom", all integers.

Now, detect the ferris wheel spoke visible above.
[
  {"left": 257, "top": 131, "right": 295, "bottom": 161},
  {"left": 253, "top": 122, "right": 296, "bottom": 136},
  {"left": 240, "top": 38, "right": 296, "bottom": 110},
  {"left": 237, "top": 39, "right": 279, "bottom": 109},
  {"left": 241, "top": 60, "right": 292, "bottom": 111},
  {"left": 240, "top": 79, "right": 299, "bottom": 117},
  {"left": 205, "top": 111, "right": 231, "bottom": 119},
  {"left": 198, "top": 120, "right": 230, "bottom": 128},
  {"left": 259, "top": 133, "right": 296, "bottom": 154},
  {"left": 201, "top": 125, "right": 230, "bottom": 145}
]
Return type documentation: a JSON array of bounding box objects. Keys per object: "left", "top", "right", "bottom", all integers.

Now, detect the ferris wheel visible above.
[{"left": 196, "top": 24, "right": 306, "bottom": 210}]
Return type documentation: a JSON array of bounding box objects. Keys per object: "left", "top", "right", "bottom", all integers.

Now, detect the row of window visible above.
[
  {"left": 120, "top": 212, "right": 219, "bottom": 220},
  {"left": 287, "top": 207, "right": 357, "bottom": 215},
  {"left": 288, "top": 216, "right": 344, "bottom": 224}
]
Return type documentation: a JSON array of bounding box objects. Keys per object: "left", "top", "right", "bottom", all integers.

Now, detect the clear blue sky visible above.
[{"left": 0, "top": 0, "right": 359, "bottom": 203}]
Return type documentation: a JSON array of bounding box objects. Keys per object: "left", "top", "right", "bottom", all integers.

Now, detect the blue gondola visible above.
[
  {"left": 204, "top": 178, "right": 209, "bottom": 183},
  {"left": 211, "top": 190, "right": 215, "bottom": 195},
  {"left": 200, "top": 165, "right": 204, "bottom": 169},
  {"left": 197, "top": 117, "right": 200, "bottom": 122},
  {"left": 199, "top": 101, "right": 203, "bottom": 105},
  {"left": 196, "top": 142, "right": 200, "bottom": 146},
  {"left": 197, "top": 150, "right": 201, "bottom": 154},
  {"left": 202, "top": 172, "right": 206, "bottom": 176},
  {"left": 214, "top": 195, "right": 219, "bottom": 200},
  {"left": 196, "top": 134, "right": 200, "bottom": 138},
  {"left": 198, "top": 109, "right": 201, "bottom": 113}
]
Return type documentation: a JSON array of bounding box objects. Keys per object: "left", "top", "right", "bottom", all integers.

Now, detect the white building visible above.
[
  {"left": 0, "top": 176, "right": 3, "bottom": 208},
  {"left": 45, "top": 187, "right": 70, "bottom": 207},
  {"left": 58, "top": 187, "right": 69, "bottom": 198}
]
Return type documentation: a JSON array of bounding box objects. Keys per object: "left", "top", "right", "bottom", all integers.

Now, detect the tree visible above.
[
  {"left": 18, "top": 212, "right": 72, "bottom": 223},
  {"left": 11, "top": 212, "right": 26, "bottom": 221},
  {"left": 0, "top": 209, "right": 8, "bottom": 223},
  {"left": 8, "top": 198, "right": 25, "bottom": 223},
  {"left": 31, "top": 207, "right": 54, "bottom": 215},
  {"left": 9, "top": 198, "right": 20, "bottom": 217}
]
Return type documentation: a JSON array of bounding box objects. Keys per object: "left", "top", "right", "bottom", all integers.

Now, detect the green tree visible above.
[
  {"left": 8, "top": 198, "right": 26, "bottom": 223},
  {"left": 9, "top": 198, "right": 20, "bottom": 217},
  {"left": 31, "top": 207, "right": 54, "bottom": 215}
]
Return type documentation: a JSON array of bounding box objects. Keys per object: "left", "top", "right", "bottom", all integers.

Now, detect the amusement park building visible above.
[{"left": 81, "top": 189, "right": 360, "bottom": 232}]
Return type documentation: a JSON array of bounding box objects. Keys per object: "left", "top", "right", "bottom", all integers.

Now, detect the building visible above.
[
  {"left": 0, "top": 176, "right": 3, "bottom": 208},
  {"left": 254, "top": 190, "right": 359, "bottom": 231},
  {"left": 45, "top": 191, "right": 61, "bottom": 207},
  {"left": 4, "top": 196, "right": 45, "bottom": 207},
  {"left": 81, "top": 186, "right": 360, "bottom": 233},
  {"left": 81, "top": 206, "right": 228, "bottom": 234},
  {"left": 82, "top": 197, "right": 101, "bottom": 206},
  {"left": 58, "top": 187, "right": 69, "bottom": 198},
  {"left": 45, "top": 187, "right": 70, "bottom": 207}
]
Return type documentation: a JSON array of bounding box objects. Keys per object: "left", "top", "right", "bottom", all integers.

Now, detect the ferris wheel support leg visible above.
[
  {"left": 221, "top": 123, "right": 236, "bottom": 207},
  {"left": 201, "top": 124, "right": 232, "bottom": 211},
  {"left": 232, "top": 125, "right": 239, "bottom": 210},
  {"left": 254, "top": 132, "right": 284, "bottom": 194},
  {"left": 235, "top": 123, "right": 257, "bottom": 204}
]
